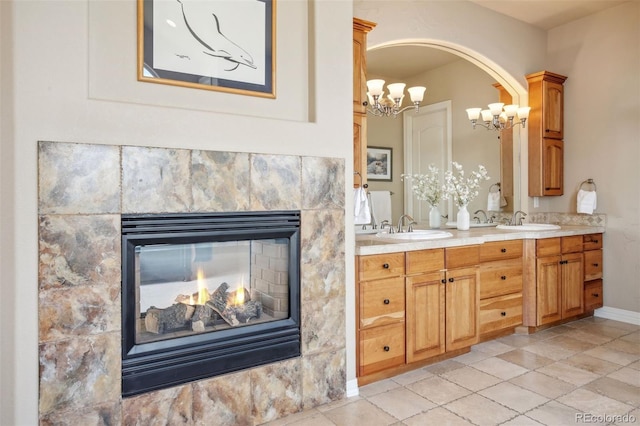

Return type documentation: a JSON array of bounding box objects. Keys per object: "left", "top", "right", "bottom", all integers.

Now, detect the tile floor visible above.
[{"left": 265, "top": 317, "right": 639, "bottom": 425}]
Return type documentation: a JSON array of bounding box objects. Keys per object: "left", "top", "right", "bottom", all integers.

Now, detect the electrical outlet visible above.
[{"left": 533, "top": 197, "right": 540, "bottom": 208}]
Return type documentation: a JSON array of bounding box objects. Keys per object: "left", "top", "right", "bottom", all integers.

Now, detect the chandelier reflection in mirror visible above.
[
  {"left": 466, "top": 103, "right": 531, "bottom": 131},
  {"left": 366, "top": 79, "right": 426, "bottom": 118}
]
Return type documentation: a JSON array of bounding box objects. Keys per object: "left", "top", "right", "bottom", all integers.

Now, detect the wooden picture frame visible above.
[
  {"left": 367, "top": 146, "right": 392, "bottom": 181},
  {"left": 137, "top": 0, "right": 275, "bottom": 98}
]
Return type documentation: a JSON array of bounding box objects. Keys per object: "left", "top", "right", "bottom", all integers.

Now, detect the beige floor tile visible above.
[
  {"left": 322, "top": 399, "right": 397, "bottom": 426},
  {"left": 604, "top": 339, "right": 640, "bottom": 355},
  {"left": 585, "top": 345, "right": 640, "bottom": 366},
  {"left": 402, "top": 407, "right": 474, "bottom": 426},
  {"left": 470, "top": 357, "right": 529, "bottom": 380},
  {"left": 497, "top": 349, "right": 555, "bottom": 370},
  {"left": 497, "top": 333, "right": 543, "bottom": 348},
  {"left": 559, "top": 328, "right": 615, "bottom": 345},
  {"left": 621, "top": 331, "right": 640, "bottom": 343},
  {"left": 451, "top": 349, "right": 491, "bottom": 365},
  {"left": 424, "top": 359, "right": 465, "bottom": 375},
  {"left": 406, "top": 376, "right": 471, "bottom": 405},
  {"left": 264, "top": 410, "right": 335, "bottom": 426},
  {"left": 522, "top": 340, "right": 577, "bottom": 360},
  {"left": 390, "top": 368, "right": 433, "bottom": 386},
  {"left": 478, "top": 382, "right": 549, "bottom": 413},
  {"left": 527, "top": 400, "right": 607, "bottom": 426},
  {"left": 471, "top": 339, "right": 514, "bottom": 356},
  {"left": 562, "top": 353, "right": 621, "bottom": 375},
  {"left": 582, "top": 377, "right": 640, "bottom": 407},
  {"left": 315, "top": 395, "right": 361, "bottom": 413},
  {"left": 537, "top": 361, "right": 600, "bottom": 386},
  {"left": 358, "top": 379, "right": 401, "bottom": 398},
  {"left": 557, "top": 388, "right": 634, "bottom": 418},
  {"left": 501, "top": 415, "right": 544, "bottom": 425},
  {"left": 580, "top": 323, "right": 633, "bottom": 339},
  {"left": 509, "top": 371, "right": 575, "bottom": 399},
  {"left": 444, "top": 394, "right": 518, "bottom": 426},
  {"left": 607, "top": 366, "right": 640, "bottom": 387},
  {"left": 602, "top": 320, "right": 640, "bottom": 332},
  {"left": 628, "top": 359, "right": 640, "bottom": 370},
  {"left": 441, "top": 366, "right": 502, "bottom": 391},
  {"left": 545, "top": 334, "right": 598, "bottom": 352},
  {"left": 366, "top": 387, "right": 435, "bottom": 421}
]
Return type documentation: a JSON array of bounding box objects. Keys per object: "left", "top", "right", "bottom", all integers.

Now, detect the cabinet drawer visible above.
[
  {"left": 584, "top": 279, "right": 603, "bottom": 311},
  {"left": 479, "top": 293, "right": 523, "bottom": 335},
  {"left": 583, "top": 233, "right": 603, "bottom": 251},
  {"left": 562, "top": 236, "right": 583, "bottom": 254},
  {"left": 480, "top": 258, "right": 523, "bottom": 299},
  {"left": 358, "top": 253, "right": 405, "bottom": 281},
  {"left": 480, "top": 240, "right": 523, "bottom": 262},
  {"left": 406, "top": 248, "right": 445, "bottom": 275},
  {"left": 537, "top": 238, "right": 561, "bottom": 257},
  {"left": 445, "top": 245, "right": 480, "bottom": 269},
  {"left": 359, "top": 322, "right": 405, "bottom": 376},
  {"left": 359, "top": 277, "right": 405, "bottom": 329},
  {"left": 584, "top": 250, "right": 603, "bottom": 281}
]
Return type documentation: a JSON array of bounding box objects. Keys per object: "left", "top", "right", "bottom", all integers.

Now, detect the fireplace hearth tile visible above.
[
  {"left": 302, "top": 157, "right": 345, "bottom": 210},
  {"left": 302, "top": 349, "right": 347, "bottom": 409},
  {"left": 39, "top": 214, "right": 121, "bottom": 290},
  {"left": 250, "top": 154, "right": 301, "bottom": 210},
  {"left": 122, "top": 146, "right": 193, "bottom": 213},
  {"left": 122, "top": 384, "right": 192, "bottom": 425},
  {"left": 192, "top": 371, "right": 253, "bottom": 425},
  {"left": 39, "top": 401, "right": 122, "bottom": 426},
  {"left": 38, "top": 141, "right": 121, "bottom": 214},
  {"left": 192, "top": 150, "right": 251, "bottom": 212},
  {"left": 250, "top": 358, "right": 303, "bottom": 424},
  {"left": 39, "top": 332, "right": 120, "bottom": 415}
]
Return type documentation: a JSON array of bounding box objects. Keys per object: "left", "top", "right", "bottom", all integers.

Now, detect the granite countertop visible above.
[{"left": 355, "top": 225, "right": 606, "bottom": 256}]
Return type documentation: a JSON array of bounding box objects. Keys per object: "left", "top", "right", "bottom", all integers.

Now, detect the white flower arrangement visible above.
[
  {"left": 401, "top": 164, "right": 442, "bottom": 207},
  {"left": 442, "top": 162, "right": 490, "bottom": 208}
]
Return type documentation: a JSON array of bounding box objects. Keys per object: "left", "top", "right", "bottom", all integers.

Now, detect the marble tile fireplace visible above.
[{"left": 38, "top": 141, "right": 346, "bottom": 425}]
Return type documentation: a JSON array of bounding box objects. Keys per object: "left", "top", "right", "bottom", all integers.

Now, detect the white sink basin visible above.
[
  {"left": 496, "top": 223, "right": 561, "bottom": 231},
  {"left": 376, "top": 230, "right": 454, "bottom": 240}
]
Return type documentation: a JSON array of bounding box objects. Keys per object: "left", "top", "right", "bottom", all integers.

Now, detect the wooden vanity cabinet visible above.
[
  {"left": 353, "top": 18, "right": 375, "bottom": 188},
  {"left": 526, "top": 71, "right": 567, "bottom": 197},
  {"left": 479, "top": 240, "right": 524, "bottom": 337},
  {"left": 583, "top": 233, "right": 604, "bottom": 311}
]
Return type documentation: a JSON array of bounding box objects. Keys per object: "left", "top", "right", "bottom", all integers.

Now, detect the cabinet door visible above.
[
  {"left": 406, "top": 272, "right": 445, "bottom": 363},
  {"left": 543, "top": 139, "right": 563, "bottom": 195},
  {"left": 584, "top": 250, "right": 603, "bottom": 281},
  {"left": 353, "top": 114, "right": 366, "bottom": 187},
  {"left": 561, "top": 252, "right": 584, "bottom": 318},
  {"left": 537, "top": 255, "right": 562, "bottom": 325},
  {"left": 445, "top": 266, "right": 479, "bottom": 351},
  {"left": 352, "top": 25, "right": 367, "bottom": 115},
  {"left": 543, "top": 80, "right": 564, "bottom": 139}
]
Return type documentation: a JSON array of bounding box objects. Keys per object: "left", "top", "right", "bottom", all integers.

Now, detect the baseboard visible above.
[
  {"left": 594, "top": 306, "right": 640, "bottom": 325},
  {"left": 346, "top": 379, "right": 359, "bottom": 397}
]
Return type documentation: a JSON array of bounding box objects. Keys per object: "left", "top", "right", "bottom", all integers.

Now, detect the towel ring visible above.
[
  {"left": 489, "top": 182, "right": 501, "bottom": 193},
  {"left": 354, "top": 171, "right": 368, "bottom": 188},
  {"left": 579, "top": 178, "right": 597, "bottom": 191}
]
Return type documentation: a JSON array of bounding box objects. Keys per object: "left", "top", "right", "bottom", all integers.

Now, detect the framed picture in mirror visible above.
[{"left": 367, "top": 146, "right": 392, "bottom": 181}]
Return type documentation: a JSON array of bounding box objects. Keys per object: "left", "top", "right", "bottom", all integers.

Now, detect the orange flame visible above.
[{"left": 196, "top": 268, "right": 209, "bottom": 305}]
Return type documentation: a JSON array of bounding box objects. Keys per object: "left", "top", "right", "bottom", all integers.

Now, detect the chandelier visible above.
[
  {"left": 366, "top": 79, "right": 426, "bottom": 118},
  {"left": 465, "top": 103, "right": 531, "bottom": 131}
]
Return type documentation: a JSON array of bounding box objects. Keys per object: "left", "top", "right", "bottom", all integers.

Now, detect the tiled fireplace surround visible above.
[{"left": 37, "top": 141, "right": 346, "bottom": 425}]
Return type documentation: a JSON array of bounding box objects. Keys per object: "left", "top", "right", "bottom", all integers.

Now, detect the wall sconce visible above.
[
  {"left": 366, "top": 79, "right": 426, "bottom": 118},
  {"left": 466, "top": 103, "right": 531, "bottom": 130}
]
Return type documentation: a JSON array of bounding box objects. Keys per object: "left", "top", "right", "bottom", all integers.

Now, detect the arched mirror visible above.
[{"left": 365, "top": 44, "right": 521, "bottom": 226}]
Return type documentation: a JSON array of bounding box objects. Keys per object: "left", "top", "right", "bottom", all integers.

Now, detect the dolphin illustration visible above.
[{"left": 177, "top": 0, "right": 257, "bottom": 71}]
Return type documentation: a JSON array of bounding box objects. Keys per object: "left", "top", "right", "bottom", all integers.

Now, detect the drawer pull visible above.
[
  {"left": 383, "top": 346, "right": 390, "bottom": 352},
  {"left": 441, "top": 279, "right": 446, "bottom": 284},
  {"left": 592, "top": 263, "right": 599, "bottom": 267},
  {"left": 382, "top": 263, "right": 389, "bottom": 269},
  {"left": 448, "top": 277, "right": 454, "bottom": 283},
  {"left": 501, "top": 311, "right": 507, "bottom": 317},
  {"left": 592, "top": 293, "right": 600, "bottom": 298},
  {"left": 383, "top": 299, "right": 390, "bottom": 305},
  {"left": 501, "top": 275, "right": 507, "bottom": 280},
  {"left": 501, "top": 248, "right": 507, "bottom": 253}
]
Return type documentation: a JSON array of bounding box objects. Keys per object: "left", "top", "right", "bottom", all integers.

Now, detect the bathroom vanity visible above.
[{"left": 355, "top": 225, "right": 604, "bottom": 385}]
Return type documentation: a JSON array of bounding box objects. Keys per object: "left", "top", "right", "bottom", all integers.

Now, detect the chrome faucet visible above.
[
  {"left": 397, "top": 214, "right": 416, "bottom": 233},
  {"left": 474, "top": 209, "right": 488, "bottom": 223},
  {"left": 380, "top": 220, "right": 395, "bottom": 234},
  {"left": 510, "top": 210, "right": 527, "bottom": 226}
]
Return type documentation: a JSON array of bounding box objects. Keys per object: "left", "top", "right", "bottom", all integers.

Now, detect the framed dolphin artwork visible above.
[{"left": 137, "top": 0, "right": 275, "bottom": 98}]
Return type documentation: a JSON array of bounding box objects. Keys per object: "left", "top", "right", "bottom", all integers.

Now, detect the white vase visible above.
[
  {"left": 457, "top": 204, "right": 470, "bottom": 231},
  {"left": 429, "top": 205, "right": 441, "bottom": 229}
]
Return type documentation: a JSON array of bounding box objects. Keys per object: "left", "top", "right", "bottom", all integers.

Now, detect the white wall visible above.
[
  {"left": 543, "top": 1, "right": 640, "bottom": 313},
  {"left": 0, "top": 1, "right": 352, "bottom": 424}
]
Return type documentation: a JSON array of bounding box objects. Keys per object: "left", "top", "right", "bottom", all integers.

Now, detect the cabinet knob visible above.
[
  {"left": 383, "top": 299, "right": 390, "bottom": 305},
  {"left": 383, "top": 346, "right": 390, "bottom": 352},
  {"left": 545, "top": 129, "right": 550, "bottom": 132},
  {"left": 593, "top": 293, "right": 600, "bottom": 298},
  {"left": 501, "top": 311, "right": 507, "bottom": 317},
  {"left": 363, "top": 101, "right": 369, "bottom": 107},
  {"left": 501, "top": 275, "right": 507, "bottom": 280},
  {"left": 448, "top": 277, "right": 454, "bottom": 283},
  {"left": 593, "top": 263, "right": 599, "bottom": 267},
  {"left": 382, "top": 263, "right": 389, "bottom": 269},
  {"left": 501, "top": 248, "right": 507, "bottom": 253},
  {"left": 441, "top": 279, "right": 446, "bottom": 284}
]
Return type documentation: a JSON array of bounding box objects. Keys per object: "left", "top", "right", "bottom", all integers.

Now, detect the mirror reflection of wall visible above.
[{"left": 366, "top": 45, "right": 513, "bottom": 224}]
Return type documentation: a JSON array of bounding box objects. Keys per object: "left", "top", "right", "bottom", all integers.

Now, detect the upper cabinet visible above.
[
  {"left": 353, "top": 18, "right": 376, "bottom": 188},
  {"left": 526, "top": 71, "right": 568, "bottom": 196}
]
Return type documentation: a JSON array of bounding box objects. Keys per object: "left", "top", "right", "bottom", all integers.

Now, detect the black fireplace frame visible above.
[{"left": 121, "top": 211, "right": 301, "bottom": 397}]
